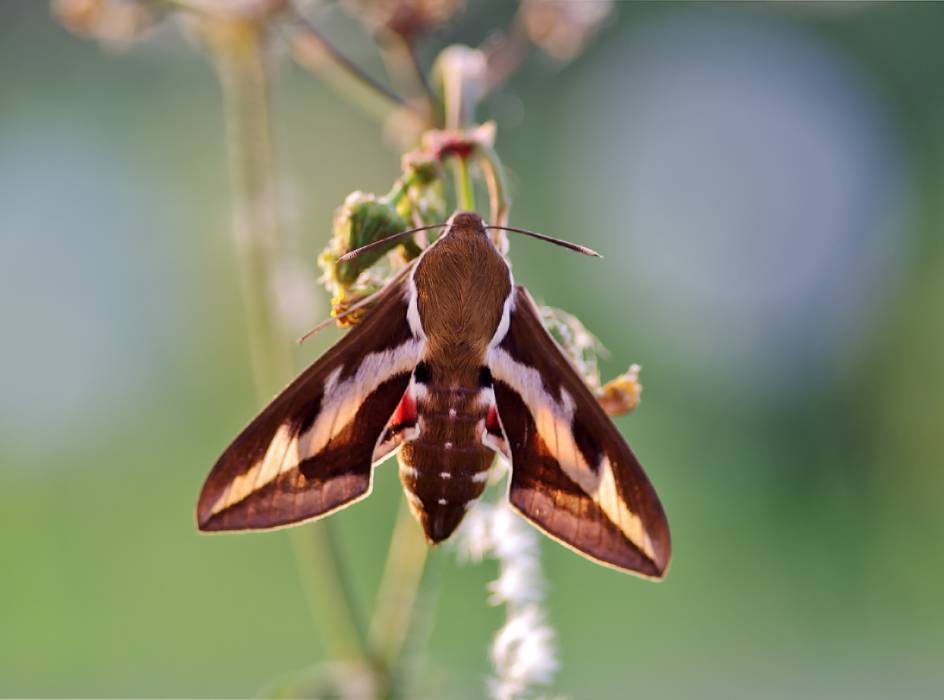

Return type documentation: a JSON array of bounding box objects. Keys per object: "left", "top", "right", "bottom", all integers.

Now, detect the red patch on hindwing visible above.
[
  {"left": 486, "top": 405, "right": 502, "bottom": 436},
  {"left": 389, "top": 388, "right": 417, "bottom": 431}
]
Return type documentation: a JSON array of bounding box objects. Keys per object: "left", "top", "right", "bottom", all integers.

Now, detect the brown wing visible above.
[
  {"left": 197, "top": 266, "right": 422, "bottom": 532},
  {"left": 488, "top": 286, "right": 671, "bottom": 578}
]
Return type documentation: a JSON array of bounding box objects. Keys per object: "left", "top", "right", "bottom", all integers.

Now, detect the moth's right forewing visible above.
[
  {"left": 489, "top": 286, "right": 671, "bottom": 578},
  {"left": 197, "top": 264, "right": 422, "bottom": 532}
]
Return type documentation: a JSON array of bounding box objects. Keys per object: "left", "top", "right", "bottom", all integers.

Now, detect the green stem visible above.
[
  {"left": 384, "top": 172, "right": 418, "bottom": 205},
  {"left": 204, "top": 15, "right": 370, "bottom": 667},
  {"left": 476, "top": 142, "right": 510, "bottom": 226},
  {"left": 368, "top": 501, "right": 429, "bottom": 669},
  {"left": 207, "top": 17, "right": 290, "bottom": 398},
  {"left": 288, "top": 3, "right": 418, "bottom": 122},
  {"left": 290, "top": 525, "right": 369, "bottom": 661},
  {"left": 453, "top": 156, "right": 475, "bottom": 211},
  {"left": 378, "top": 30, "right": 435, "bottom": 106},
  {"left": 367, "top": 500, "right": 447, "bottom": 700}
]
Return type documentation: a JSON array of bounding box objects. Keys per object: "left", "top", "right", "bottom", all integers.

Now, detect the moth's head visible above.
[{"left": 446, "top": 210, "right": 487, "bottom": 236}]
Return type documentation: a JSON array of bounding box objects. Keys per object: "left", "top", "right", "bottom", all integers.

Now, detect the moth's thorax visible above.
[{"left": 412, "top": 215, "right": 512, "bottom": 370}]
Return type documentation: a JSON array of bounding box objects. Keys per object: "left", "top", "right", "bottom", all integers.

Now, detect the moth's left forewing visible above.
[
  {"left": 488, "top": 286, "right": 671, "bottom": 578},
  {"left": 197, "top": 265, "right": 422, "bottom": 532}
]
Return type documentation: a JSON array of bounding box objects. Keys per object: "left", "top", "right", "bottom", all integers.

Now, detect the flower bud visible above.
[
  {"left": 432, "top": 45, "right": 487, "bottom": 128},
  {"left": 319, "top": 191, "right": 411, "bottom": 292}
]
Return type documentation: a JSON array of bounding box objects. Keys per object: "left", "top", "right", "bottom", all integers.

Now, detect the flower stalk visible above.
[
  {"left": 476, "top": 141, "right": 511, "bottom": 227},
  {"left": 203, "top": 15, "right": 290, "bottom": 398},
  {"left": 367, "top": 501, "right": 434, "bottom": 696},
  {"left": 201, "top": 11, "right": 372, "bottom": 674},
  {"left": 288, "top": 3, "right": 417, "bottom": 122},
  {"left": 453, "top": 156, "right": 476, "bottom": 211}
]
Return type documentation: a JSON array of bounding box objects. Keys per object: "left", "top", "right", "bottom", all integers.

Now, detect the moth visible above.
[{"left": 197, "top": 211, "right": 671, "bottom": 579}]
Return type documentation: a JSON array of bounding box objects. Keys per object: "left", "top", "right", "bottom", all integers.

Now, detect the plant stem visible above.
[
  {"left": 476, "top": 142, "right": 510, "bottom": 226},
  {"left": 453, "top": 156, "right": 476, "bottom": 211},
  {"left": 206, "top": 16, "right": 290, "bottom": 398},
  {"left": 369, "top": 501, "right": 429, "bottom": 669},
  {"left": 203, "top": 14, "right": 370, "bottom": 667},
  {"left": 291, "top": 521, "right": 369, "bottom": 661},
  {"left": 378, "top": 30, "right": 435, "bottom": 106},
  {"left": 288, "top": 3, "right": 417, "bottom": 121}
]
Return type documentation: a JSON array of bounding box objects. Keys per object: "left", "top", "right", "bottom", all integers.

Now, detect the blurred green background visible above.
[{"left": 2, "top": 2, "right": 943, "bottom": 698}]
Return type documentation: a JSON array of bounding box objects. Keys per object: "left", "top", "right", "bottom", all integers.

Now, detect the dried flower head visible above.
[
  {"left": 342, "top": 0, "right": 463, "bottom": 39},
  {"left": 597, "top": 363, "right": 643, "bottom": 417},
  {"left": 52, "top": 0, "right": 159, "bottom": 44},
  {"left": 519, "top": 0, "right": 613, "bottom": 62},
  {"left": 177, "top": 0, "right": 287, "bottom": 19}
]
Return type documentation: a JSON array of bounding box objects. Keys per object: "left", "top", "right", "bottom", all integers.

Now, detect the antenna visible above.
[
  {"left": 485, "top": 225, "right": 602, "bottom": 258},
  {"left": 337, "top": 223, "right": 447, "bottom": 263}
]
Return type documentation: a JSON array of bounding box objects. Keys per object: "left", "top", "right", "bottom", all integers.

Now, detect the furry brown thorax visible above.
[{"left": 413, "top": 211, "right": 512, "bottom": 375}]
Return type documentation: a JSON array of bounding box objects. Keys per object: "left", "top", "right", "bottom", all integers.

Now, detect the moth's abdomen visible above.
[{"left": 397, "top": 385, "right": 495, "bottom": 543}]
